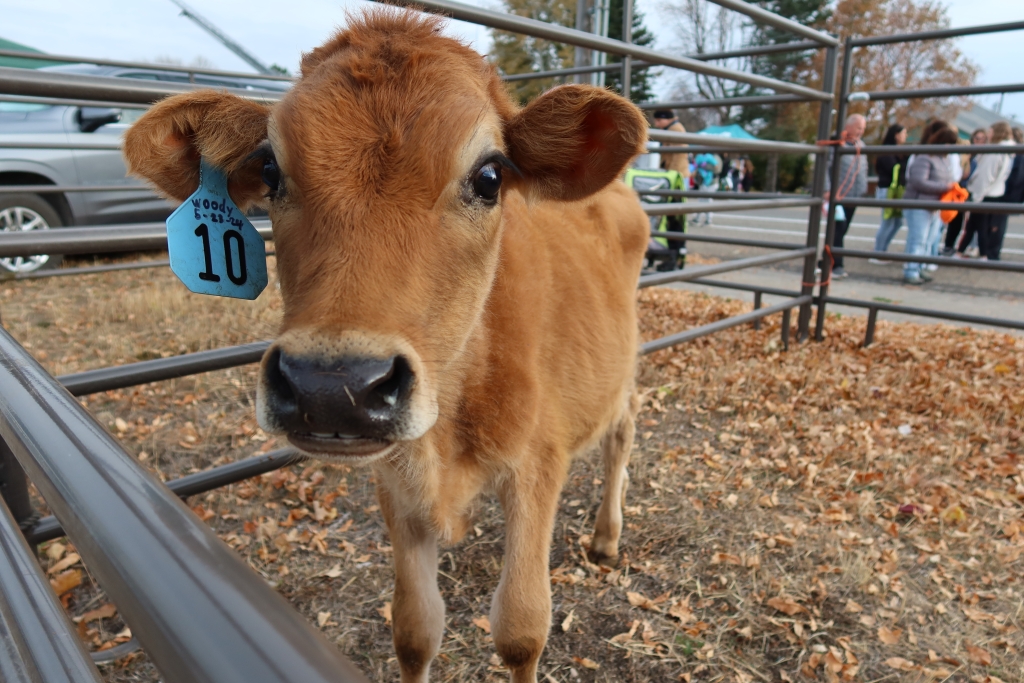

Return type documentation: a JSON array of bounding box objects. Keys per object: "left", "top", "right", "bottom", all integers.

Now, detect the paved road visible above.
[{"left": 668, "top": 203, "right": 1024, "bottom": 335}]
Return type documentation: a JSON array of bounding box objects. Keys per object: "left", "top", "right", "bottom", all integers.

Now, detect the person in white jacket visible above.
[{"left": 962, "top": 122, "right": 1015, "bottom": 260}]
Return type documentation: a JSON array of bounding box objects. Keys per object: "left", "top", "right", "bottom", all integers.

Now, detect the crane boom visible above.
[{"left": 168, "top": 0, "right": 273, "bottom": 75}]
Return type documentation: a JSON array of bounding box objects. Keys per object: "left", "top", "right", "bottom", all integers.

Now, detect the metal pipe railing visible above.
[
  {"left": 0, "top": 222, "right": 272, "bottom": 259},
  {"left": 638, "top": 189, "right": 796, "bottom": 199},
  {"left": 704, "top": 0, "right": 838, "bottom": 45},
  {"left": 647, "top": 128, "right": 822, "bottom": 154},
  {"left": 0, "top": 185, "right": 151, "bottom": 194},
  {"left": 837, "top": 197, "right": 1024, "bottom": 214},
  {"left": 851, "top": 82, "right": 1024, "bottom": 101},
  {"left": 0, "top": 66, "right": 284, "bottom": 106},
  {"left": 0, "top": 327, "right": 369, "bottom": 683},
  {"left": 651, "top": 231, "right": 806, "bottom": 250},
  {"left": 638, "top": 247, "right": 816, "bottom": 288},
  {"left": 58, "top": 341, "right": 272, "bottom": 396},
  {"left": 638, "top": 93, "right": 809, "bottom": 110},
  {"left": 0, "top": 48, "right": 294, "bottom": 83},
  {"left": 641, "top": 295, "right": 812, "bottom": 353},
  {"left": 821, "top": 295, "right": 1024, "bottom": 332},
  {"left": 0, "top": 497, "right": 103, "bottom": 683},
  {"left": 690, "top": 40, "right": 822, "bottom": 61},
  {"left": 24, "top": 447, "right": 306, "bottom": 546},
  {"left": 641, "top": 197, "right": 820, "bottom": 215},
  {"left": 0, "top": 93, "right": 147, "bottom": 109},
  {"left": 829, "top": 248, "right": 1024, "bottom": 272},
  {"left": 848, "top": 19, "right": 1024, "bottom": 46},
  {"left": 502, "top": 61, "right": 652, "bottom": 82},
  {"left": 376, "top": 0, "right": 831, "bottom": 101},
  {"left": 835, "top": 143, "right": 1024, "bottom": 155}
]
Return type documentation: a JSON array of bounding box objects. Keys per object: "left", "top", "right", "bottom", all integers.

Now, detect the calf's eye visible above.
[
  {"left": 472, "top": 162, "right": 502, "bottom": 202},
  {"left": 262, "top": 157, "right": 281, "bottom": 194}
]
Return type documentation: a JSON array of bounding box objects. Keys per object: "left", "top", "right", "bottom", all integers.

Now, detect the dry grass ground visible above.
[{"left": 3, "top": 254, "right": 1022, "bottom": 683}]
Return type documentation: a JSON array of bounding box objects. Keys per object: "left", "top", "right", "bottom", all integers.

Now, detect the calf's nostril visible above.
[{"left": 365, "top": 356, "right": 413, "bottom": 412}]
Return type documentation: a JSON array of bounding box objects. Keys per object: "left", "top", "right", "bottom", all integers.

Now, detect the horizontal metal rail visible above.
[
  {"left": 0, "top": 221, "right": 272, "bottom": 258},
  {"left": 834, "top": 143, "right": 1024, "bottom": 155},
  {"left": 821, "top": 295, "right": 1024, "bottom": 331},
  {"left": 653, "top": 145, "right": 812, "bottom": 155},
  {"left": 651, "top": 231, "right": 806, "bottom": 250},
  {"left": 0, "top": 66, "right": 284, "bottom": 106},
  {"left": 838, "top": 197, "right": 1024, "bottom": 214},
  {"left": 851, "top": 82, "right": 1024, "bottom": 101},
  {"left": 6, "top": 260, "right": 167, "bottom": 281},
  {"left": 639, "top": 93, "right": 810, "bottom": 110},
  {"left": 0, "top": 327, "right": 369, "bottom": 683},
  {"left": 58, "top": 341, "right": 272, "bottom": 396},
  {"left": 830, "top": 247, "right": 1024, "bottom": 272},
  {"left": 0, "top": 185, "right": 151, "bottom": 194},
  {"left": 502, "top": 61, "right": 652, "bottom": 81},
  {"left": 0, "top": 93, "right": 148, "bottom": 109},
  {"left": 24, "top": 447, "right": 306, "bottom": 546},
  {"left": 688, "top": 278, "right": 802, "bottom": 298},
  {"left": 377, "top": 0, "right": 831, "bottom": 101},
  {"left": 640, "top": 295, "right": 811, "bottom": 353},
  {"left": 848, "top": 19, "right": 1024, "bottom": 47},
  {"left": 703, "top": 0, "right": 837, "bottom": 46},
  {"left": 0, "top": 495, "right": 103, "bottom": 683},
  {"left": 639, "top": 247, "right": 815, "bottom": 288},
  {"left": 648, "top": 128, "right": 822, "bottom": 154},
  {"left": 0, "top": 140, "right": 122, "bottom": 151},
  {"left": 642, "top": 197, "right": 819, "bottom": 215},
  {"left": 690, "top": 40, "right": 822, "bottom": 61},
  {"left": 638, "top": 189, "right": 796, "bottom": 199},
  {"left": 0, "top": 48, "right": 294, "bottom": 83}
]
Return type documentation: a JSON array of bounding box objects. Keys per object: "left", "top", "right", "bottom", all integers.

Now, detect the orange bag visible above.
[{"left": 939, "top": 184, "right": 969, "bottom": 223}]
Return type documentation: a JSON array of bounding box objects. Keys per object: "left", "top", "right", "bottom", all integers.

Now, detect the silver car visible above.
[{"left": 0, "top": 64, "right": 290, "bottom": 272}]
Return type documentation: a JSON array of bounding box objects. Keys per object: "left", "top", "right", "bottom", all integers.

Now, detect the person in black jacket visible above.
[
  {"left": 987, "top": 127, "right": 1024, "bottom": 260},
  {"left": 871, "top": 124, "right": 907, "bottom": 261}
]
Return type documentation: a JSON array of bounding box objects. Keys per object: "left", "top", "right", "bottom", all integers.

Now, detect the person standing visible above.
[
  {"left": 964, "top": 121, "right": 1015, "bottom": 260},
  {"left": 942, "top": 130, "right": 985, "bottom": 255},
  {"left": 903, "top": 125, "right": 957, "bottom": 284},
  {"left": 651, "top": 110, "right": 691, "bottom": 182},
  {"left": 824, "top": 114, "right": 868, "bottom": 279},
  {"left": 871, "top": 124, "right": 907, "bottom": 262}
]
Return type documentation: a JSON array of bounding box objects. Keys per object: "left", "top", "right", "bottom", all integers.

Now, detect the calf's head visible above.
[{"left": 124, "top": 11, "right": 646, "bottom": 462}]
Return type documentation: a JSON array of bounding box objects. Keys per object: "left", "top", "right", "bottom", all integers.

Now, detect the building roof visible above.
[
  {"left": 947, "top": 101, "right": 1021, "bottom": 139},
  {"left": 0, "top": 37, "right": 71, "bottom": 69}
]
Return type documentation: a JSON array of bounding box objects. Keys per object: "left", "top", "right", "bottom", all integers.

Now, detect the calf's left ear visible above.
[{"left": 504, "top": 85, "right": 648, "bottom": 202}]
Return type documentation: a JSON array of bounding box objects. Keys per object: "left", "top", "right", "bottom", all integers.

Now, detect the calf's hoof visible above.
[{"left": 586, "top": 547, "right": 619, "bottom": 567}]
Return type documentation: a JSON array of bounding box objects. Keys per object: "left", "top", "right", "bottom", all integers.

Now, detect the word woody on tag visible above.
[{"left": 166, "top": 158, "right": 268, "bottom": 299}]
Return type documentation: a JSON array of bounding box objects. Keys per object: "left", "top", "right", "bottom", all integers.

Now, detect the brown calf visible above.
[{"left": 124, "top": 11, "right": 649, "bottom": 682}]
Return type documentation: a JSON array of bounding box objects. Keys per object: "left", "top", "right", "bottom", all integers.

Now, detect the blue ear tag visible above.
[{"left": 166, "top": 158, "right": 268, "bottom": 300}]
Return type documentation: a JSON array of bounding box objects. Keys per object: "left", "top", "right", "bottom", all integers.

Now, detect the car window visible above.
[{"left": 0, "top": 102, "right": 52, "bottom": 113}]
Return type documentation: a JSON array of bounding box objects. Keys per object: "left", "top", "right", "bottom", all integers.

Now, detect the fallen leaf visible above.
[
  {"left": 885, "top": 657, "right": 917, "bottom": 671},
  {"left": 47, "top": 552, "right": 81, "bottom": 575},
  {"left": 45, "top": 543, "right": 66, "bottom": 562},
  {"left": 317, "top": 611, "right": 331, "bottom": 627},
  {"left": 561, "top": 610, "right": 575, "bottom": 632},
  {"left": 878, "top": 626, "right": 902, "bottom": 645},
  {"left": 49, "top": 569, "right": 82, "bottom": 597},
  {"left": 668, "top": 598, "right": 695, "bottom": 624},
  {"left": 844, "top": 599, "right": 863, "bottom": 613},
  {"left": 377, "top": 603, "right": 392, "bottom": 625},
  {"left": 965, "top": 642, "right": 992, "bottom": 666},
  {"left": 767, "top": 596, "right": 806, "bottom": 616},
  {"left": 79, "top": 603, "right": 116, "bottom": 624},
  {"left": 319, "top": 563, "right": 343, "bottom": 579},
  {"left": 572, "top": 656, "right": 599, "bottom": 670},
  {"left": 609, "top": 619, "right": 640, "bottom": 644},
  {"left": 710, "top": 552, "right": 742, "bottom": 565},
  {"left": 627, "top": 591, "right": 657, "bottom": 610},
  {"left": 472, "top": 615, "right": 491, "bottom": 634}
]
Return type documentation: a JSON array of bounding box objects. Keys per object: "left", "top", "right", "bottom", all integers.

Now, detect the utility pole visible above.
[{"left": 168, "top": 0, "right": 273, "bottom": 75}]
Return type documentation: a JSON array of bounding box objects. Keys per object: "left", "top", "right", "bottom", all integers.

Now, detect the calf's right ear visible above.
[{"left": 123, "top": 90, "right": 271, "bottom": 211}]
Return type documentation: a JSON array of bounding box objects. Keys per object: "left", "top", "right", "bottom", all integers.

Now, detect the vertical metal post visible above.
[
  {"left": 781, "top": 308, "right": 791, "bottom": 350},
  {"left": 0, "top": 439, "right": 36, "bottom": 533},
  {"left": 864, "top": 307, "right": 878, "bottom": 347},
  {"left": 621, "top": 0, "right": 633, "bottom": 99},
  {"left": 797, "top": 43, "right": 837, "bottom": 341},
  {"left": 814, "top": 40, "right": 855, "bottom": 341},
  {"left": 574, "top": 0, "right": 589, "bottom": 84},
  {"left": 753, "top": 291, "right": 763, "bottom": 330}
]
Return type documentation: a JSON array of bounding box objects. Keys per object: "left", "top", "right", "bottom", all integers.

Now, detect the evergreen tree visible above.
[{"left": 602, "top": 0, "right": 658, "bottom": 103}]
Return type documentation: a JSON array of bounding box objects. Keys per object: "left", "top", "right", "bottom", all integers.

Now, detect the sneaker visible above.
[
  {"left": 831, "top": 267, "right": 849, "bottom": 279},
  {"left": 925, "top": 263, "right": 938, "bottom": 272},
  {"left": 904, "top": 274, "right": 925, "bottom": 285},
  {"left": 868, "top": 258, "right": 890, "bottom": 265},
  {"left": 939, "top": 247, "right": 955, "bottom": 257},
  {"left": 965, "top": 247, "right": 980, "bottom": 258},
  {"left": 920, "top": 270, "right": 934, "bottom": 281},
  {"left": 953, "top": 251, "right": 968, "bottom": 259}
]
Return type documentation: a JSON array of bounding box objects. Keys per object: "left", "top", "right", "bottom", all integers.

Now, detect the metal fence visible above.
[{"left": 0, "top": 3, "right": 1018, "bottom": 682}]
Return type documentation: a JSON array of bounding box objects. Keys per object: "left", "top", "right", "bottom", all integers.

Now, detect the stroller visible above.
[{"left": 624, "top": 168, "right": 687, "bottom": 272}]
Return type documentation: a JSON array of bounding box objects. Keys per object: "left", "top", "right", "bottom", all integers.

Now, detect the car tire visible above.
[{"left": 0, "top": 193, "right": 64, "bottom": 274}]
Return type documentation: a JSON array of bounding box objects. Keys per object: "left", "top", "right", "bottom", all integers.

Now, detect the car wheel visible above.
[{"left": 0, "top": 193, "right": 64, "bottom": 274}]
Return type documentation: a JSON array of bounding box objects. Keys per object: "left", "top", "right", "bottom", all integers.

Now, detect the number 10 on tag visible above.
[{"left": 166, "top": 159, "right": 268, "bottom": 300}]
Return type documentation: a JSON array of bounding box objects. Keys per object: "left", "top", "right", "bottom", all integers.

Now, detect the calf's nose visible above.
[{"left": 263, "top": 349, "right": 413, "bottom": 438}]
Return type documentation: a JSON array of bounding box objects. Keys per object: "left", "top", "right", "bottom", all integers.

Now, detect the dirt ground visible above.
[{"left": 3, "top": 253, "right": 1022, "bottom": 683}]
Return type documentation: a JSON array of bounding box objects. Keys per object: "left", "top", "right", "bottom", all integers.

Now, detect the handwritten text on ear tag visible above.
[{"left": 166, "top": 158, "right": 268, "bottom": 300}]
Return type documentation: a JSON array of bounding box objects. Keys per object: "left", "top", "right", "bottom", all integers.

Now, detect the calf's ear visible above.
[
  {"left": 123, "top": 90, "right": 271, "bottom": 211},
  {"left": 503, "top": 85, "right": 647, "bottom": 202}
]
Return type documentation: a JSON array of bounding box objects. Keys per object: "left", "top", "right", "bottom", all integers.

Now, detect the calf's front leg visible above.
[
  {"left": 490, "top": 461, "right": 566, "bottom": 683},
  {"left": 379, "top": 487, "right": 445, "bottom": 683}
]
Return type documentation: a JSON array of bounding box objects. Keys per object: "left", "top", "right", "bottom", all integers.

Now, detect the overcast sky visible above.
[{"left": 4, "top": 0, "right": 1022, "bottom": 121}]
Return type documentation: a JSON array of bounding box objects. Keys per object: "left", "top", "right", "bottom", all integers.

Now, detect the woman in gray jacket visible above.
[{"left": 903, "top": 125, "right": 958, "bottom": 284}]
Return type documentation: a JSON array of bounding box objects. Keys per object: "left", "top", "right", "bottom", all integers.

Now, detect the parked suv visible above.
[{"left": 0, "top": 63, "right": 290, "bottom": 272}]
